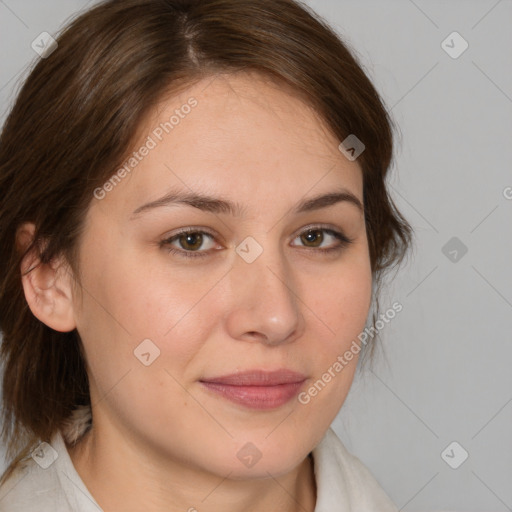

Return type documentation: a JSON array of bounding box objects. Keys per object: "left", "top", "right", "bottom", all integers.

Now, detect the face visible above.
[{"left": 70, "top": 72, "right": 372, "bottom": 479}]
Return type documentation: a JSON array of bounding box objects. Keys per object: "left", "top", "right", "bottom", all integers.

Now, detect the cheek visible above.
[
  {"left": 307, "top": 256, "right": 372, "bottom": 341},
  {"left": 298, "top": 256, "right": 372, "bottom": 408},
  {"left": 72, "top": 259, "right": 215, "bottom": 434},
  {"left": 83, "top": 257, "right": 223, "bottom": 382}
]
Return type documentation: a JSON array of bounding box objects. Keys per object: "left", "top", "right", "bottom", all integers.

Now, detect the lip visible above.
[
  {"left": 201, "top": 369, "right": 307, "bottom": 386},
  {"left": 199, "top": 369, "right": 307, "bottom": 410}
]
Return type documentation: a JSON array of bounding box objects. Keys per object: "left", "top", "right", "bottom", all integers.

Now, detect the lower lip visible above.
[{"left": 200, "top": 381, "right": 305, "bottom": 410}]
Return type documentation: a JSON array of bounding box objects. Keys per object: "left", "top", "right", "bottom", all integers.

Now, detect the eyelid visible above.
[{"left": 290, "top": 223, "right": 350, "bottom": 242}]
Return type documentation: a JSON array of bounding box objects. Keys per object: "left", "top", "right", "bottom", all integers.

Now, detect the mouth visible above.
[{"left": 199, "top": 369, "right": 307, "bottom": 410}]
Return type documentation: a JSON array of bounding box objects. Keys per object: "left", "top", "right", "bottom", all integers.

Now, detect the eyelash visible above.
[{"left": 160, "top": 225, "right": 354, "bottom": 260}]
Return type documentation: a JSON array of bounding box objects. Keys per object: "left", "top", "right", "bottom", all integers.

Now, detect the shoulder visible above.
[
  {"left": 0, "top": 451, "right": 70, "bottom": 511},
  {"left": 312, "top": 427, "right": 399, "bottom": 511},
  {"left": 0, "top": 430, "right": 100, "bottom": 512}
]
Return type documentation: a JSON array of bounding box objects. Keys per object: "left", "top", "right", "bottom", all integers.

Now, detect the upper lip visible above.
[{"left": 200, "top": 369, "right": 307, "bottom": 386}]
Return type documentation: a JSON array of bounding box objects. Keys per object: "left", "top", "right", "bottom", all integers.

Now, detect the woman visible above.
[{"left": 0, "top": 0, "right": 412, "bottom": 510}]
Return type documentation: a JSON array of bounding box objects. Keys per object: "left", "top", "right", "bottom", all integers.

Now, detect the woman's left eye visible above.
[
  {"left": 160, "top": 226, "right": 354, "bottom": 259},
  {"left": 293, "top": 228, "right": 353, "bottom": 253}
]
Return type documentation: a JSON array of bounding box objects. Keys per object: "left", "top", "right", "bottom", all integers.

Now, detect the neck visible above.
[{"left": 66, "top": 421, "right": 317, "bottom": 512}]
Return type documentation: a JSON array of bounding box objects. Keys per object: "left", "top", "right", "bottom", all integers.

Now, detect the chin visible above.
[{"left": 207, "top": 437, "right": 310, "bottom": 481}]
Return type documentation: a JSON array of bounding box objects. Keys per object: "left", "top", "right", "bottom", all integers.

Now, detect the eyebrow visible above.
[{"left": 130, "top": 186, "right": 363, "bottom": 219}]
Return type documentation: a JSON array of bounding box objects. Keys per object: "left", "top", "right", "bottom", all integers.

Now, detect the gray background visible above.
[{"left": 1, "top": 1, "right": 511, "bottom": 510}]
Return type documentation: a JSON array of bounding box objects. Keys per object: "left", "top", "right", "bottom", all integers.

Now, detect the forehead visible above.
[{"left": 93, "top": 72, "right": 363, "bottom": 218}]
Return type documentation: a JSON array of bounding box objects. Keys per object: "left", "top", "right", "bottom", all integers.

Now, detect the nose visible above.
[{"left": 224, "top": 241, "right": 305, "bottom": 346}]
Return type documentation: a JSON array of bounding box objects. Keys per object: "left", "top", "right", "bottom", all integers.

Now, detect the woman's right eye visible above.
[{"left": 160, "top": 229, "right": 218, "bottom": 259}]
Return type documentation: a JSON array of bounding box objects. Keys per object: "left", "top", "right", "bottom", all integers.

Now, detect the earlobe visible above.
[{"left": 17, "top": 223, "right": 77, "bottom": 333}]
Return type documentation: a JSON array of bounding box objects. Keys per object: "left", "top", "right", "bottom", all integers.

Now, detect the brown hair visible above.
[{"left": 0, "top": 0, "right": 412, "bottom": 485}]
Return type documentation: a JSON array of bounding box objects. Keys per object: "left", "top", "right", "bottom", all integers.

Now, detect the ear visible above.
[{"left": 16, "top": 222, "right": 77, "bottom": 332}]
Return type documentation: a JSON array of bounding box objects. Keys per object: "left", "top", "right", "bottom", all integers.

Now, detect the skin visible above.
[{"left": 18, "top": 71, "right": 372, "bottom": 512}]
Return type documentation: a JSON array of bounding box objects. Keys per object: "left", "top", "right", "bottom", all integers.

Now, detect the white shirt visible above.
[{"left": 0, "top": 426, "right": 398, "bottom": 511}]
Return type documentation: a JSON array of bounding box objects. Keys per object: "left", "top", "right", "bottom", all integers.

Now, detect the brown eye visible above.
[
  {"left": 177, "top": 232, "right": 204, "bottom": 251},
  {"left": 161, "top": 229, "right": 217, "bottom": 259},
  {"left": 300, "top": 229, "right": 324, "bottom": 248},
  {"left": 292, "top": 227, "right": 353, "bottom": 253}
]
